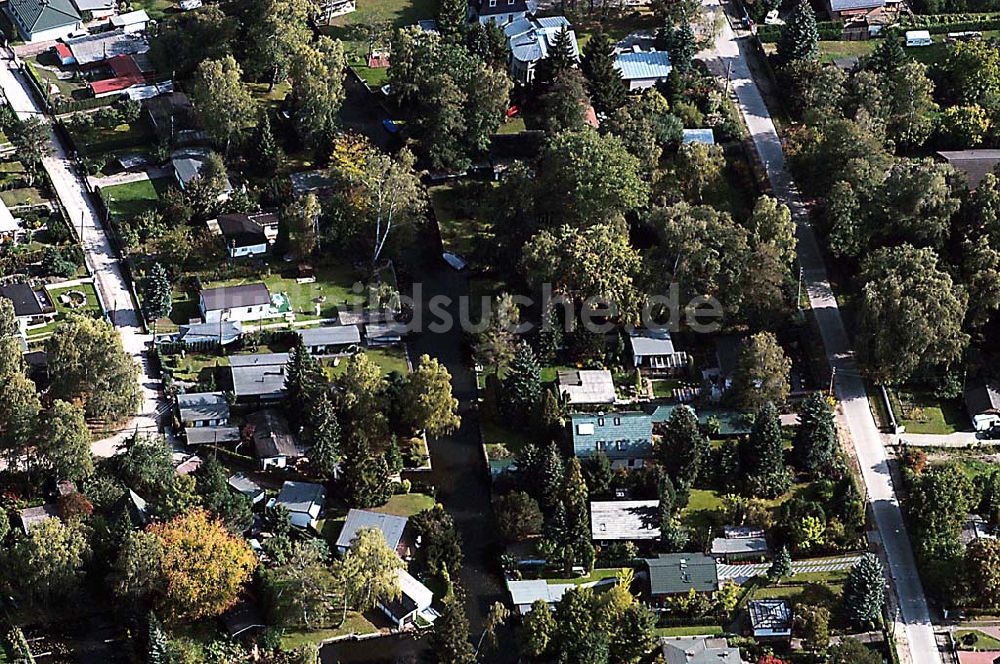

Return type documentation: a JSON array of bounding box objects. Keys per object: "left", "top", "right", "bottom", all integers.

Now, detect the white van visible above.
[{"left": 905, "top": 30, "right": 933, "bottom": 47}]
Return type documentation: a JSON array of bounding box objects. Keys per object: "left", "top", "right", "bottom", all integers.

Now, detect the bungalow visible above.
[
  {"left": 199, "top": 283, "right": 274, "bottom": 323},
  {"left": 60, "top": 29, "right": 149, "bottom": 67},
  {"left": 172, "top": 153, "right": 234, "bottom": 197},
  {"left": 570, "top": 411, "right": 653, "bottom": 469},
  {"left": 364, "top": 320, "right": 405, "bottom": 346},
  {"left": 710, "top": 526, "right": 769, "bottom": 562},
  {"left": 557, "top": 369, "right": 616, "bottom": 406},
  {"left": 246, "top": 409, "right": 303, "bottom": 470},
  {"left": 174, "top": 454, "right": 202, "bottom": 476},
  {"left": 504, "top": 17, "right": 578, "bottom": 84},
  {"left": 661, "top": 637, "right": 746, "bottom": 664},
  {"left": 89, "top": 55, "right": 148, "bottom": 98},
  {"left": 145, "top": 92, "right": 203, "bottom": 144},
  {"left": 185, "top": 426, "right": 240, "bottom": 446},
  {"left": 645, "top": 553, "right": 719, "bottom": 604},
  {"left": 0, "top": 283, "right": 57, "bottom": 333},
  {"left": 71, "top": 0, "right": 115, "bottom": 19},
  {"left": 336, "top": 509, "right": 413, "bottom": 558},
  {"left": 112, "top": 489, "right": 150, "bottom": 528},
  {"left": 965, "top": 380, "right": 1000, "bottom": 431},
  {"left": 109, "top": 9, "right": 149, "bottom": 33},
  {"left": 228, "top": 473, "right": 266, "bottom": 505},
  {"left": 298, "top": 325, "right": 361, "bottom": 354},
  {"left": 747, "top": 599, "right": 792, "bottom": 638},
  {"left": 171, "top": 320, "right": 243, "bottom": 347},
  {"left": 176, "top": 391, "right": 230, "bottom": 428},
  {"left": 6, "top": 0, "right": 82, "bottom": 43},
  {"left": 208, "top": 213, "right": 276, "bottom": 258},
  {"left": 273, "top": 481, "right": 326, "bottom": 529},
  {"left": 379, "top": 568, "right": 439, "bottom": 627},
  {"left": 18, "top": 504, "right": 59, "bottom": 534},
  {"left": 937, "top": 150, "right": 1000, "bottom": 191},
  {"left": 290, "top": 170, "right": 334, "bottom": 198},
  {"left": 614, "top": 50, "right": 672, "bottom": 91},
  {"left": 628, "top": 329, "right": 688, "bottom": 374},
  {"left": 590, "top": 500, "right": 660, "bottom": 543},
  {"left": 229, "top": 353, "right": 290, "bottom": 403},
  {"left": 506, "top": 579, "right": 575, "bottom": 614},
  {"left": 469, "top": 0, "right": 537, "bottom": 26}
]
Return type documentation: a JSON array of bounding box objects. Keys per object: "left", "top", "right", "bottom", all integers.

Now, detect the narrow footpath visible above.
[{"left": 697, "top": 6, "right": 940, "bottom": 664}]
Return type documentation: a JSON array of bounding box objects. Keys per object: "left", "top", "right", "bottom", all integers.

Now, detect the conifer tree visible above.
[
  {"left": 140, "top": 262, "right": 172, "bottom": 325},
  {"left": 431, "top": 590, "right": 477, "bottom": 664},
  {"left": 502, "top": 341, "right": 542, "bottom": 423},
  {"left": 252, "top": 111, "right": 280, "bottom": 176},
  {"left": 534, "top": 26, "right": 577, "bottom": 90},
  {"left": 437, "top": 0, "right": 467, "bottom": 42},
  {"left": 658, "top": 472, "right": 676, "bottom": 535},
  {"left": 740, "top": 402, "right": 792, "bottom": 498},
  {"left": 580, "top": 29, "right": 627, "bottom": 115},
  {"left": 147, "top": 613, "right": 169, "bottom": 664},
  {"left": 768, "top": 545, "right": 793, "bottom": 582},
  {"left": 866, "top": 31, "right": 905, "bottom": 74},
  {"left": 305, "top": 391, "right": 341, "bottom": 478},
  {"left": 793, "top": 392, "right": 838, "bottom": 474},
  {"left": 843, "top": 553, "right": 886, "bottom": 627},
  {"left": 284, "top": 339, "right": 326, "bottom": 421},
  {"left": 657, "top": 405, "right": 709, "bottom": 490},
  {"left": 659, "top": 22, "right": 696, "bottom": 72},
  {"left": 778, "top": 0, "right": 819, "bottom": 63}
]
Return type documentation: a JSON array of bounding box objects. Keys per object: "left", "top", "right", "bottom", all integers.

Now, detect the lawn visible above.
[
  {"left": 280, "top": 612, "right": 380, "bottom": 649},
  {"left": 371, "top": 492, "right": 436, "bottom": 517},
  {"left": 680, "top": 489, "right": 726, "bottom": 532},
  {"left": 66, "top": 121, "right": 152, "bottom": 156},
  {"left": 0, "top": 187, "right": 46, "bottom": 207},
  {"left": 481, "top": 418, "right": 531, "bottom": 454},
  {"left": 161, "top": 351, "right": 229, "bottom": 383},
  {"left": 351, "top": 63, "right": 389, "bottom": 88},
  {"left": 891, "top": 389, "right": 967, "bottom": 435},
  {"left": 430, "top": 184, "right": 491, "bottom": 265},
  {"left": 750, "top": 568, "right": 849, "bottom": 623},
  {"left": 817, "top": 39, "right": 877, "bottom": 63},
  {"left": 49, "top": 283, "right": 102, "bottom": 318},
  {"left": 543, "top": 567, "right": 625, "bottom": 585},
  {"left": 101, "top": 177, "right": 174, "bottom": 218},
  {"left": 321, "top": 0, "right": 438, "bottom": 58},
  {"left": 132, "top": 0, "right": 177, "bottom": 19},
  {"left": 496, "top": 116, "right": 527, "bottom": 135},
  {"left": 325, "top": 346, "right": 409, "bottom": 377},
  {"left": 655, "top": 626, "right": 726, "bottom": 637},
  {"left": 955, "top": 629, "right": 1000, "bottom": 651}
]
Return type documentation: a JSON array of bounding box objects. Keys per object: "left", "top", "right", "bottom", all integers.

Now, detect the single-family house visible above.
[
  {"left": 228, "top": 473, "right": 266, "bottom": 505},
  {"left": 628, "top": 329, "right": 688, "bottom": 374},
  {"left": 70, "top": 0, "right": 115, "bottom": 19},
  {"left": 364, "top": 320, "right": 405, "bottom": 346},
  {"left": 469, "top": 0, "right": 537, "bottom": 26},
  {"left": 6, "top": 0, "right": 82, "bottom": 42},
  {"left": 246, "top": 409, "right": 303, "bottom": 469},
  {"left": 336, "top": 509, "right": 413, "bottom": 557},
  {"left": 379, "top": 568, "right": 439, "bottom": 627},
  {"left": 557, "top": 369, "right": 616, "bottom": 405},
  {"left": 504, "top": 17, "right": 578, "bottom": 84},
  {"left": 645, "top": 553, "right": 719, "bottom": 603},
  {"left": 937, "top": 150, "right": 1000, "bottom": 191},
  {"left": 710, "top": 525, "right": 769, "bottom": 562},
  {"left": 174, "top": 454, "right": 202, "bottom": 476},
  {"left": 590, "top": 500, "right": 660, "bottom": 542},
  {"left": 18, "top": 503, "right": 59, "bottom": 533},
  {"left": 317, "top": 0, "right": 355, "bottom": 22},
  {"left": 185, "top": 426, "right": 240, "bottom": 445},
  {"left": 88, "top": 55, "right": 149, "bottom": 98},
  {"left": 747, "top": 599, "right": 792, "bottom": 638},
  {"left": 199, "top": 283, "right": 274, "bottom": 323},
  {"left": 110, "top": 9, "right": 149, "bottom": 32},
  {"left": 570, "top": 411, "right": 653, "bottom": 469},
  {"left": 176, "top": 391, "right": 230, "bottom": 428},
  {"left": 0, "top": 283, "right": 57, "bottom": 333},
  {"left": 614, "top": 50, "right": 672, "bottom": 91},
  {"left": 59, "top": 29, "right": 148, "bottom": 67},
  {"left": 273, "top": 481, "right": 326, "bottom": 529},
  {"left": 298, "top": 325, "right": 361, "bottom": 354},
  {"left": 145, "top": 92, "right": 203, "bottom": 144},
  {"left": 957, "top": 652, "right": 1000, "bottom": 664},
  {"left": 171, "top": 320, "right": 243, "bottom": 347},
  {"left": 965, "top": 380, "right": 1000, "bottom": 431},
  {"left": 648, "top": 403, "right": 752, "bottom": 437},
  {"left": 826, "top": 0, "right": 884, "bottom": 21},
  {"left": 229, "top": 353, "right": 290, "bottom": 403},
  {"left": 682, "top": 128, "right": 715, "bottom": 145},
  {"left": 172, "top": 153, "right": 234, "bottom": 197},
  {"left": 506, "top": 579, "right": 575, "bottom": 614},
  {"left": 208, "top": 212, "right": 276, "bottom": 258},
  {"left": 661, "top": 637, "right": 746, "bottom": 664}
]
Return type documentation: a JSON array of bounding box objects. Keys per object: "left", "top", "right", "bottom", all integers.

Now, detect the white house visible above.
[
  {"left": 469, "top": 0, "right": 537, "bottom": 26},
  {"left": 110, "top": 8, "right": 149, "bottom": 33},
  {"left": 590, "top": 500, "right": 660, "bottom": 542},
  {"left": 504, "top": 16, "right": 578, "bottom": 84},
  {"left": 208, "top": 213, "right": 275, "bottom": 258},
  {"left": 506, "top": 579, "right": 575, "bottom": 614},
  {"left": 199, "top": 283, "right": 275, "bottom": 323},
  {"left": 5, "top": 0, "right": 82, "bottom": 43},
  {"left": 747, "top": 599, "right": 792, "bottom": 638},
  {"left": 628, "top": 328, "right": 688, "bottom": 374},
  {"left": 379, "top": 568, "right": 439, "bottom": 627},
  {"left": 614, "top": 50, "right": 673, "bottom": 91},
  {"left": 273, "top": 481, "right": 326, "bottom": 529},
  {"left": 298, "top": 325, "right": 361, "bottom": 355},
  {"left": 556, "top": 369, "right": 616, "bottom": 405},
  {"left": 965, "top": 381, "right": 1000, "bottom": 431}
]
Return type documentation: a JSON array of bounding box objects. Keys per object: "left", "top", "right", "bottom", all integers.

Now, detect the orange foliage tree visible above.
[{"left": 150, "top": 509, "right": 256, "bottom": 621}]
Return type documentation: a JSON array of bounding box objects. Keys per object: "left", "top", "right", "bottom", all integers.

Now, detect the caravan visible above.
[{"left": 905, "top": 30, "right": 933, "bottom": 47}]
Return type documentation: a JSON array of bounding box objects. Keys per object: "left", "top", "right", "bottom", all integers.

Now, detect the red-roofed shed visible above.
[
  {"left": 89, "top": 55, "right": 146, "bottom": 97},
  {"left": 54, "top": 42, "right": 74, "bottom": 65}
]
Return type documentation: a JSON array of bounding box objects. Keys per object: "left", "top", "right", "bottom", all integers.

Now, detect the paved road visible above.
[
  {"left": 698, "top": 5, "right": 939, "bottom": 664},
  {"left": 0, "top": 58, "right": 164, "bottom": 455}
]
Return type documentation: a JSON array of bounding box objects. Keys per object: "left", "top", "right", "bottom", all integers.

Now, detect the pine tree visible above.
[
  {"left": 539, "top": 388, "right": 562, "bottom": 439},
  {"left": 793, "top": 392, "right": 837, "bottom": 474},
  {"left": 253, "top": 111, "right": 280, "bottom": 176},
  {"left": 866, "top": 31, "right": 905, "bottom": 74},
  {"left": 384, "top": 435, "right": 403, "bottom": 476},
  {"left": 580, "top": 29, "right": 627, "bottom": 115},
  {"left": 437, "top": 0, "right": 467, "bottom": 42},
  {"left": 539, "top": 442, "right": 565, "bottom": 512},
  {"left": 534, "top": 26, "right": 577, "bottom": 89},
  {"left": 502, "top": 341, "right": 542, "bottom": 423},
  {"left": 466, "top": 21, "right": 508, "bottom": 70},
  {"left": 777, "top": 0, "right": 819, "bottom": 63},
  {"left": 658, "top": 472, "right": 676, "bottom": 535},
  {"left": 740, "top": 402, "right": 791, "bottom": 498},
  {"left": 147, "top": 613, "right": 169, "bottom": 664},
  {"left": 285, "top": 339, "right": 326, "bottom": 421},
  {"left": 536, "top": 304, "right": 563, "bottom": 364},
  {"left": 659, "top": 22, "right": 696, "bottom": 72},
  {"left": 341, "top": 428, "right": 391, "bottom": 508},
  {"left": 305, "top": 391, "right": 341, "bottom": 478},
  {"left": 140, "top": 262, "right": 172, "bottom": 325},
  {"left": 583, "top": 451, "right": 613, "bottom": 499},
  {"left": 657, "top": 405, "right": 709, "bottom": 489},
  {"left": 843, "top": 553, "right": 886, "bottom": 627},
  {"left": 431, "top": 590, "right": 477, "bottom": 664},
  {"left": 767, "top": 545, "right": 793, "bottom": 582}
]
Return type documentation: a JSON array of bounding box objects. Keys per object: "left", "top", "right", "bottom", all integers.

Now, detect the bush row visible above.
[{"left": 758, "top": 12, "right": 1000, "bottom": 42}]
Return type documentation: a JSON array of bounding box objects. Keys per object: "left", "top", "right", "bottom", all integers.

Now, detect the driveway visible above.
[{"left": 697, "top": 4, "right": 940, "bottom": 663}]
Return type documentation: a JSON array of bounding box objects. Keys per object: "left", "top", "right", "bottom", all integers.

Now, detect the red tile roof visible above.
[
  {"left": 89, "top": 55, "right": 145, "bottom": 95},
  {"left": 54, "top": 43, "right": 72, "bottom": 60},
  {"left": 958, "top": 652, "right": 1000, "bottom": 664}
]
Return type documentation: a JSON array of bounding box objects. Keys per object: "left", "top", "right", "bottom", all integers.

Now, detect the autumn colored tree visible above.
[{"left": 150, "top": 509, "right": 257, "bottom": 621}]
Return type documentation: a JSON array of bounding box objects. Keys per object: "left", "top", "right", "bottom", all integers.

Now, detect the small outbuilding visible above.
[
  {"left": 246, "top": 409, "right": 303, "bottom": 469},
  {"left": 335, "top": 509, "right": 412, "bottom": 558},
  {"left": 747, "top": 599, "right": 792, "bottom": 638},
  {"left": 965, "top": 380, "right": 1000, "bottom": 431},
  {"left": 379, "top": 568, "right": 439, "bottom": 627},
  {"left": 590, "top": 500, "right": 660, "bottom": 542},
  {"left": 176, "top": 391, "right": 230, "bottom": 428},
  {"left": 273, "top": 481, "right": 326, "bottom": 529},
  {"left": 557, "top": 369, "right": 616, "bottom": 405}
]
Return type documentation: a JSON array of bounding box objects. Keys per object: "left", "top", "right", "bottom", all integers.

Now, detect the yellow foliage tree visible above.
[{"left": 150, "top": 509, "right": 257, "bottom": 621}]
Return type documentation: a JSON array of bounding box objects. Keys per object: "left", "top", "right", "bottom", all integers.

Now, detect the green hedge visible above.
[
  {"left": 758, "top": 12, "right": 1000, "bottom": 42},
  {"left": 757, "top": 22, "right": 841, "bottom": 42}
]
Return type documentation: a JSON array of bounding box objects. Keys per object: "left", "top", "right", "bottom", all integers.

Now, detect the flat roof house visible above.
[
  {"left": 6, "top": 0, "right": 82, "bottom": 42},
  {"left": 557, "top": 369, "right": 616, "bottom": 405},
  {"left": 18, "top": 503, "right": 59, "bottom": 534},
  {"left": 273, "top": 481, "right": 326, "bottom": 529},
  {"left": 591, "top": 500, "right": 660, "bottom": 542},
  {"left": 661, "top": 637, "right": 745, "bottom": 664},
  {"left": 200, "top": 283, "right": 275, "bottom": 323},
  {"left": 965, "top": 380, "right": 1000, "bottom": 431},
  {"left": 60, "top": 28, "right": 148, "bottom": 66},
  {"left": 379, "top": 568, "right": 439, "bottom": 627},
  {"left": 0, "top": 283, "right": 56, "bottom": 333},
  {"left": 747, "top": 599, "right": 792, "bottom": 638},
  {"left": 70, "top": 0, "right": 115, "bottom": 19},
  {"left": 469, "top": 0, "right": 537, "bottom": 26},
  {"left": 710, "top": 532, "right": 769, "bottom": 563},
  {"left": 506, "top": 579, "right": 575, "bottom": 614},
  {"left": 246, "top": 408, "right": 303, "bottom": 470},
  {"left": 645, "top": 553, "right": 719, "bottom": 603},
  {"left": 171, "top": 320, "right": 243, "bottom": 347},
  {"left": 229, "top": 353, "right": 289, "bottom": 403},
  {"left": 110, "top": 8, "right": 149, "bottom": 32},
  {"left": 336, "top": 509, "right": 412, "bottom": 558},
  {"left": 504, "top": 16, "right": 578, "bottom": 84},
  {"left": 614, "top": 50, "right": 672, "bottom": 91},
  {"left": 176, "top": 391, "right": 230, "bottom": 428},
  {"left": 570, "top": 411, "right": 653, "bottom": 469},
  {"left": 185, "top": 425, "right": 240, "bottom": 445},
  {"left": 629, "top": 329, "right": 688, "bottom": 374},
  {"left": 298, "top": 325, "right": 361, "bottom": 355}
]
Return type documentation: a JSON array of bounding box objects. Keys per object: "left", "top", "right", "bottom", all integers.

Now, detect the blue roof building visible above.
[
  {"left": 571, "top": 411, "right": 653, "bottom": 467},
  {"left": 682, "top": 128, "right": 716, "bottom": 145},
  {"left": 614, "top": 50, "right": 672, "bottom": 91}
]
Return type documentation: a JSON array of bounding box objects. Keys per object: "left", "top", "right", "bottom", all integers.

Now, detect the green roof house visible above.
[
  {"left": 570, "top": 411, "right": 653, "bottom": 469},
  {"left": 6, "top": 0, "right": 81, "bottom": 42}
]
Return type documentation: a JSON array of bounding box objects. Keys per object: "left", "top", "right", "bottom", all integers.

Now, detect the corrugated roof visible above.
[
  {"left": 65, "top": 29, "right": 147, "bottom": 66},
  {"left": 177, "top": 391, "right": 229, "bottom": 423},
  {"left": 614, "top": 51, "right": 672, "bottom": 81},
  {"left": 829, "top": 0, "right": 883, "bottom": 11},
  {"left": 201, "top": 283, "right": 271, "bottom": 311},
  {"left": 298, "top": 325, "right": 361, "bottom": 348}
]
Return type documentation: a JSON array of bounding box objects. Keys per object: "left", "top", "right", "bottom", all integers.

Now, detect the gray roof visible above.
[
  {"left": 71, "top": 0, "right": 114, "bottom": 11},
  {"left": 629, "top": 328, "right": 679, "bottom": 357},
  {"left": 246, "top": 409, "right": 300, "bottom": 459},
  {"left": 201, "top": 283, "right": 271, "bottom": 311},
  {"left": 506, "top": 579, "right": 575, "bottom": 607},
  {"left": 571, "top": 411, "right": 653, "bottom": 460},
  {"left": 110, "top": 9, "right": 148, "bottom": 26},
  {"left": 614, "top": 51, "right": 672, "bottom": 81},
  {"left": 365, "top": 321, "right": 406, "bottom": 341},
  {"left": 591, "top": 500, "right": 660, "bottom": 540},
  {"left": 229, "top": 352, "right": 289, "bottom": 367},
  {"left": 8, "top": 0, "right": 80, "bottom": 36},
  {"left": 0, "top": 283, "right": 53, "bottom": 317},
  {"left": 19, "top": 504, "right": 59, "bottom": 531},
  {"left": 747, "top": 599, "right": 792, "bottom": 631},
  {"left": 662, "top": 637, "right": 744, "bottom": 664},
  {"left": 176, "top": 320, "right": 242, "bottom": 345},
  {"left": 65, "top": 29, "right": 147, "bottom": 66},
  {"left": 710, "top": 536, "right": 769, "bottom": 556},
  {"left": 290, "top": 170, "right": 333, "bottom": 195},
  {"left": 228, "top": 473, "right": 264, "bottom": 498},
  {"left": 475, "top": 0, "right": 533, "bottom": 17},
  {"left": 298, "top": 325, "right": 361, "bottom": 348},
  {"left": 173, "top": 157, "right": 202, "bottom": 185},
  {"left": 275, "top": 481, "right": 326, "bottom": 515},
  {"left": 506, "top": 17, "right": 578, "bottom": 65},
  {"left": 966, "top": 381, "right": 1000, "bottom": 416},
  {"left": 829, "top": 0, "right": 884, "bottom": 11},
  {"left": 216, "top": 213, "right": 268, "bottom": 248},
  {"left": 682, "top": 128, "right": 715, "bottom": 145},
  {"left": 336, "top": 509, "right": 409, "bottom": 551},
  {"left": 557, "top": 369, "right": 616, "bottom": 405},
  {"left": 185, "top": 426, "right": 240, "bottom": 445},
  {"left": 177, "top": 391, "right": 229, "bottom": 423},
  {"left": 939, "top": 149, "right": 1000, "bottom": 190},
  {"left": 645, "top": 553, "right": 719, "bottom": 595},
  {"left": 230, "top": 363, "right": 288, "bottom": 399}
]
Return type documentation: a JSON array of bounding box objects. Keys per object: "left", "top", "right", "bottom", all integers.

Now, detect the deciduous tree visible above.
[
  {"left": 288, "top": 38, "right": 347, "bottom": 150},
  {"left": 0, "top": 517, "right": 91, "bottom": 607},
  {"left": 334, "top": 527, "right": 402, "bottom": 622},
  {"left": 35, "top": 400, "right": 93, "bottom": 482},
  {"left": 400, "top": 355, "right": 460, "bottom": 436},
  {"left": 191, "top": 55, "right": 254, "bottom": 154},
  {"left": 262, "top": 541, "right": 337, "bottom": 628},
  {"left": 495, "top": 491, "right": 543, "bottom": 541},
  {"left": 732, "top": 332, "right": 791, "bottom": 412}
]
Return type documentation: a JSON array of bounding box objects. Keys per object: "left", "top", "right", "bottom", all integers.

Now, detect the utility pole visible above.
[
  {"left": 797, "top": 266, "right": 803, "bottom": 310},
  {"left": 828, "top": 367, "right": 837, "bottom": 397}
]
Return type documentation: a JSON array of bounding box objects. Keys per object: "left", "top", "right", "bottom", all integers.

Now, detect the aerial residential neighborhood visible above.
[{"left": 2, "top": 0, "right": 1000, "bottom": 659}]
